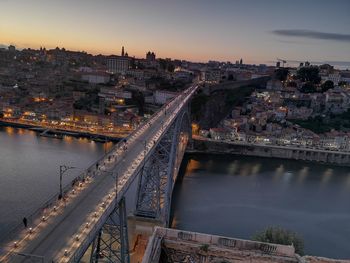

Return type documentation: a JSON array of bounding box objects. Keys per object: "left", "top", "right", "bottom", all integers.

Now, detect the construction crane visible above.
[{"left": 276, "top": 58, "right": 287, "bottom": 67}]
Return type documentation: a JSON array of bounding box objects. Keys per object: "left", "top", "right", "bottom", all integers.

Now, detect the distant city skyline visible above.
[{"left": 1, "top": 0, "right": 350, "bottom": 64}]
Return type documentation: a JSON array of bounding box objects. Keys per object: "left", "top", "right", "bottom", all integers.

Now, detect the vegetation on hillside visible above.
[{"left": 291, "top": 109, "right": 350, "bottom": 134}]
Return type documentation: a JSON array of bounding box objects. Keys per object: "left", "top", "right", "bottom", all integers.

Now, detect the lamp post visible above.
[
  {"left": 115, "top": 171, "right": 118, "bottom": 201},
  {"left": 59, "top": 165, "right": 76, "bottom": 199}
]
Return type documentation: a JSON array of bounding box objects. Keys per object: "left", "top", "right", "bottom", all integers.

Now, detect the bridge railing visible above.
[{"left": 0, "top": 86, "right": 197, "bottom": 250}]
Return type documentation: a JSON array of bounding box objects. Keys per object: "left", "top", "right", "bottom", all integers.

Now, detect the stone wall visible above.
[{"left": 189, "top": 138, "right": 350, "bottom": 167}]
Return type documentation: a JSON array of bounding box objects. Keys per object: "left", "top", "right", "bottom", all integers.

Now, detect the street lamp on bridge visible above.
[{"left": 59, "top": 165, "right": 76, "bottom": 199}]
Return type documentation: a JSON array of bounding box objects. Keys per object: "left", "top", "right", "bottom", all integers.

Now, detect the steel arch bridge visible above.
[{"left": 0, "top": 85, "right": 198, "bottom": 263}]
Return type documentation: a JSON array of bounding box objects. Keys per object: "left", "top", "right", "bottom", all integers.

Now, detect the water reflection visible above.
[
  {"left": 227, "top": 161, "right": 238, "bottom": 175},
  {"left": 251, "top": 163, "right": 261, "bottom": 176},
  {"left": 321, "top": 168, "right": 333, "bottom": 185},
  {"left": 273, "top": 164, "right": 284, "bottom": 181},
  {"left": 297, "top": 167, "right": 309, "bottom": 183},
  {"left": 185, "top": 159, "right": 201, "bottom": 174}
]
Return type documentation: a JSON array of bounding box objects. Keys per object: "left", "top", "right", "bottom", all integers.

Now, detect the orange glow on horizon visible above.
[{"left": 0, "top": 31, "right": 256, "bottom": 63}]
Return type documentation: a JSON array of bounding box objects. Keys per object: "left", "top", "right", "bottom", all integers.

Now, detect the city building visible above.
[
  {"left": 81, "top": 72, "right": 110, "bottom": 84},
  {"left": 106, "top": 47, "right": 131, "bottom": 74},
  {"left": 146, "top": 51, "right": 156, "bottom": 61}
]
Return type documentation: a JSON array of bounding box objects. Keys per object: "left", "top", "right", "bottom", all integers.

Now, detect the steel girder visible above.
[
  {"left": 89, "top": 197, "right": 130, "bottom": 263},
  {"left": 135, "top": 106, "right": 191, "bottom": 226}
]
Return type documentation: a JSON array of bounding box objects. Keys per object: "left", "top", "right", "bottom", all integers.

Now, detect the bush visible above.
[
  {"left": 252, "top": 226, "right": 304, "bottom": 255},
  {"left": 300, "top": 82, "right": 316, "bottom": 93},
  {"left": 199, "top": 244, "right": 209, "bottom": 252},
  {"left": 321, "top": 80, "right": 334, "bottom": 92}
]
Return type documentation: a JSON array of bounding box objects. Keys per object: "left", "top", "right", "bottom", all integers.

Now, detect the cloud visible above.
[
  {"left": 272, "top": 29, "right": 350, "bottom": 42},
  {"left": 277, "top": 40, "right": 313, "bottom": 45}
]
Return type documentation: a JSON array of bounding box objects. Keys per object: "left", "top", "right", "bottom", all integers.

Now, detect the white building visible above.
[
  {"left": 321, "top": 73, "right": 341, "bottom": 84},
  {"left": 107, "top": 55, "right": 131, "bottom": 74},
  {"left": 126, "top": 69, "right": 144, "bottom": 80},
  {"left": 98, "top": 87, "right": 132, "bottom": 102},
  {"left": 81, "top": 72, "right": 110, "bottom": 84}
]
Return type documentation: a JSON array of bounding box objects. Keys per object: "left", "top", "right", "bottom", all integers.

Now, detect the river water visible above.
[
  {"left": 1, "top": 127, "right": 349, "bottom": 258},
  {"left": 171, "top": 154, "right": 350, "bottom": 259}
]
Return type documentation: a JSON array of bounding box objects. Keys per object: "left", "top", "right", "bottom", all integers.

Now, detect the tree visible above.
[
  {"left": 131, "top": 91, "right": 145, "bottom": 116},
  {"left": 338, "top": 81, "right": 347, "bottom": 87},
  {"left": 321, "top": 80, "right": 334, "bottom": 92},
  {"left": 228, "top": 74, "right": 236, "bottom": 81},
  {"left": 300, "top": 82, "right": 316, "bottom": 93},
  {"left": 275, "top": 68, "right": 289, "bottom": 81},
  {"left": 297, "top": 66, "right": 321, "bottom": 84},
  {"left": 252, "top": 226, "right": 304, "bottom": 255}
]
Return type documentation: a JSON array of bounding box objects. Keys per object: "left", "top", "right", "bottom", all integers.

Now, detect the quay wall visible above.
[{"left": 188, "top": 138, "right": 350, "bottom": 167}]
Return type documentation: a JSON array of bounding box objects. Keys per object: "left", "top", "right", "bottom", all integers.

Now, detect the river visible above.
[{"left": 171, "top": 154, "right": 350, "bottom": 259}]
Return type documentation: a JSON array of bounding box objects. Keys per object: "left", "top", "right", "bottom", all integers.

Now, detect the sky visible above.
[{"left": 0, "top": 0, "right": 350, "bottom": 64}]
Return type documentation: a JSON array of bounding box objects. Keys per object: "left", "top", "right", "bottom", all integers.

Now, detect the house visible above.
[
  {"left": 209, "top": 127, "right": 231, "bottom": 140},
  {"left": 81, "top": 72, "right": 110, "bottom": 84}
]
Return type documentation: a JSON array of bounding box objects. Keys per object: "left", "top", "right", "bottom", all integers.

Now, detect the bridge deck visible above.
[{"left": 0, "top": 86, "right": 198, "bottom": 263}]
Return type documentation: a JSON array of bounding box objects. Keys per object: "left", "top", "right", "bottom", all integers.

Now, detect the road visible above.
[{"left": 0, "top": 85, "right": 198, "bottom": 263}]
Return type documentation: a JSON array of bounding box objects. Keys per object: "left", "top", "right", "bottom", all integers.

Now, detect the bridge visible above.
[{"left": 0, "top": 84, "right": 198, "bottom": 263}]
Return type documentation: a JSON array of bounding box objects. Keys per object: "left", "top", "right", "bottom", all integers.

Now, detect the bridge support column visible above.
[{"left": 90, "top": 197, "right": 130, "bottom": 263}]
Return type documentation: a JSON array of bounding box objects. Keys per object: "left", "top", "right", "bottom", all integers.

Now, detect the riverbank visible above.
[
  {"left": 0, "top": 119, "right": 127, "bottom": 142},
  {"left": 188, "top": 136, "right": 350, "bottom": 167}
]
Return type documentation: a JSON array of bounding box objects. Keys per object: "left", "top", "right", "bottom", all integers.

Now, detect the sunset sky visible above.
[{"left": 1, "top": 0, "right": 350, "bottom": 64}]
